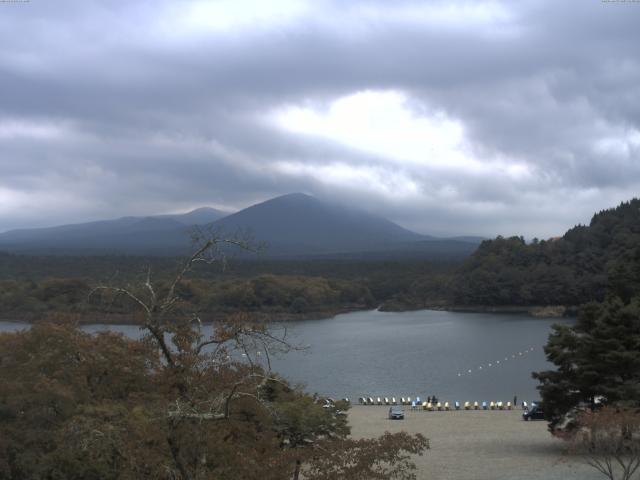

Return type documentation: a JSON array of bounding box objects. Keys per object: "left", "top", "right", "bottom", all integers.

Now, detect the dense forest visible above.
[
  {"left": 529, "top": 203, "right": 640, "bottom": 434},
  {"left": 385, "top": 199, "right": 640, "bottom": 311},
  {"left": 0, "top": 254, "right": 455, "bottom": 322},
  {"left": 2, "top": 199, "right": 639, "bottom": 321}
]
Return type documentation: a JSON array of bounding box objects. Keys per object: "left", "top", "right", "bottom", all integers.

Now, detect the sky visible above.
[{"left": 0, "top": 0, "right": 639, "bottom": 238}]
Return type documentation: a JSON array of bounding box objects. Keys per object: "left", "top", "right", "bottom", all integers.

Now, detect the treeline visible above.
[
  {"left": 7, "top": 198, "right": 638, "bottom": 317},
  {"left": 384, "top": 199, "right": 640, "bottom": 309},
  {"left": 0, "top": 253, "right": 458, "bottom": 321},
  {"left": 0, "top": 275, "right": 377, "bottom": 322},
  {"left": 454, "top": 199, "right": 640, "bottom": 305}
]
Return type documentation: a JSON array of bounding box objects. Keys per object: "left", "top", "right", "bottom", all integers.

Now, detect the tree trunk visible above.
[
  {"left": 167, "top": 432, "right": 191, "bottom": 480},
  {"left": 293, "top": 459, "right": 301, "bottom": 480}
]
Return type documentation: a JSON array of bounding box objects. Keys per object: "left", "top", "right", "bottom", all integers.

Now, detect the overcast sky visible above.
[{"left": 1, "top": 0, "right": 639, "bottom": 237}]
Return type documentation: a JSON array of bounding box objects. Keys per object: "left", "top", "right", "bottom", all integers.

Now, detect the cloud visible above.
[
  {"left": 271, "top": 90, "right": 476, "bottom": 169},
  {"left": 0, "top": 0, "right": 638, "bottom": 237}
]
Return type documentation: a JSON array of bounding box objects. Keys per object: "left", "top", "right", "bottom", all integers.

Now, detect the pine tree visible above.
[{"left": 534, "top": 296, "right": 640, "bottom": 430}]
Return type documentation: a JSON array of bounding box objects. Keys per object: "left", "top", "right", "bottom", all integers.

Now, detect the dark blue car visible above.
[{"left": 522, "top": 404, "right": 545, "bottom": 421}]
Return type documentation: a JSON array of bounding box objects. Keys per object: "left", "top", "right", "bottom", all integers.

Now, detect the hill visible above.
[
  {"left": 377, "top": 198, "right": 640, "bottom": 311},
  {"left": 0, "top": 194, "right": 481, "bottom": 259},
  {"left": 449, "top": 198, "right": 640, "bottom": 306},
  {"left": 210, "top": 193, "right": 428, "bottom": 255},
  {"left": 0, "top": 208, "right": 227, "bottom": 254}
]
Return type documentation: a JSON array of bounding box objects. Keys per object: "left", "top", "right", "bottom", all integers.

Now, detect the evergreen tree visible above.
[{"left": 533, "top": 296, "right": 640, "bottom": 430}]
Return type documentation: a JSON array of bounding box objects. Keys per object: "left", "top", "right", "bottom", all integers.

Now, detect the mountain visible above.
[
  {"left": 154, "top": 207, "right": 227, "bottom": 226},
  {"left": 0, "top": 207, "right": 227, "bottom": 254},
  {"left": 0, "top": 194, "right": 480, "bottom": 258},
  {"left": 209, "top": 193, "right": 429, "bottom": 255}
]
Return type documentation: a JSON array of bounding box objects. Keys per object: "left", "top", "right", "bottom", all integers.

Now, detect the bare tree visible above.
[
  {"left": 81, "top": 229, "right": 428, "bottom": 480},
  {"left": 570, "top": 407, "right": 640, "bottom": 480},
  {"left": 92, "top": 228, "right": 292, "bottom": 383},
  {"left": 89, "top": 230, "right": 298, "bottom": 479}
]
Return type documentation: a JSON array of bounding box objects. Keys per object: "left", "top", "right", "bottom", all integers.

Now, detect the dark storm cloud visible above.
[{"left": 0, "top": 0, "right": 639, "bottom": 236}]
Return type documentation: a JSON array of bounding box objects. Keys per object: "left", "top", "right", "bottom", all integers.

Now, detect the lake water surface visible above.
[{"left": 0, "top": 309, "right": 572, "bottom": 403}]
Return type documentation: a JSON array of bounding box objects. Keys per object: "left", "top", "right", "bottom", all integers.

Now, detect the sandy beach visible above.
[{"left": 348, "top": 406, "right": 602, "bottom": 480}]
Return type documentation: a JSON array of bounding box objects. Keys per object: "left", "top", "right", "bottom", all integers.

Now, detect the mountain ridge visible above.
[
  {"left": 208, "top": 193, "right": 430, "bottom": 255},
  {"left": 0, "top": 194, "right": 481, "bottom": 258}
]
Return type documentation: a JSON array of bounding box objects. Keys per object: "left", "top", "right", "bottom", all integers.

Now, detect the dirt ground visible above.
[{"left": 348, "top": 406, "right": 603, "bottom": 480}]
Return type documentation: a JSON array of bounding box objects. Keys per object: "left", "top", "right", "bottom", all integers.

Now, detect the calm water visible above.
[{"left": 0, "top": 309, "right": 571, "bottom": 403}]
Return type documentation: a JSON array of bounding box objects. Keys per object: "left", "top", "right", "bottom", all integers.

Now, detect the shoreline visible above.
[
  {"left": 0, "top": 306, "right": 364, "bottom": 326},
  {"left": 381, "top": 304, "right": 576, "bottom": 318},
  {"left": 0, "top": 303, "right": 573, "bottom": 326}
]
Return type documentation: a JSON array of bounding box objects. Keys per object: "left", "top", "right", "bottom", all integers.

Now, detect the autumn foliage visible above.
[{"left": 0, "top": 319, "right": 427, "bottom": 479}]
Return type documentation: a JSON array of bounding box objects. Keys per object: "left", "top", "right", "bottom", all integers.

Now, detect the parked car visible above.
[
  {"left": 522, "top": 404, "right": 545, "bottom": 421},
  {"left": 388, "top": 405, "right": 405, "bottom": 420}
]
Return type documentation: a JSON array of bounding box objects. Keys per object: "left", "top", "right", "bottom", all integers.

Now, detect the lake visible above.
[{"left": 0, "top": 309, "right": 571, "bottom": 404}]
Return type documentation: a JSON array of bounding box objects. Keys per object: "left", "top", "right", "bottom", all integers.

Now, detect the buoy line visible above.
[{"left": 456, "top": 347, "right": 536, "bottom": 377}]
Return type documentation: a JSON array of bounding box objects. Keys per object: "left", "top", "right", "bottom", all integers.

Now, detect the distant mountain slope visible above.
[
  {"left": 0, "top": 207, "right": 227, "bottom": 254},
  {"left": 155, "top": 207, "right": 227, "bottom": 226},
  {"left": 209, "top": 193, "right": 429, "bottom": 255},
  {"left": 449, "top": 236, "right": 487, "bottom": 244},
  {"left": 0, "top": 194, "right": 480, "bottom": 259}
]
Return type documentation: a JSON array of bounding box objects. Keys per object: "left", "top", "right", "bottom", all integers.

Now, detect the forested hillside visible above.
[
  {"left": 451, "top": 199, "right": 640, "bottom": 306},
  {"left": 4, "top": 200, "right": 639, "bottom": 319},
  {"left": 0, "top": 255, "right": 457, "bottom": 322},
  {"left": 381, "top": 199, "right": 640, "bottom": 310}
]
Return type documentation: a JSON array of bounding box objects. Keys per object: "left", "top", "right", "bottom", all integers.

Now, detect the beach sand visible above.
[{"left": 348, "top": 406, "right": 602, "bottom": 480}]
